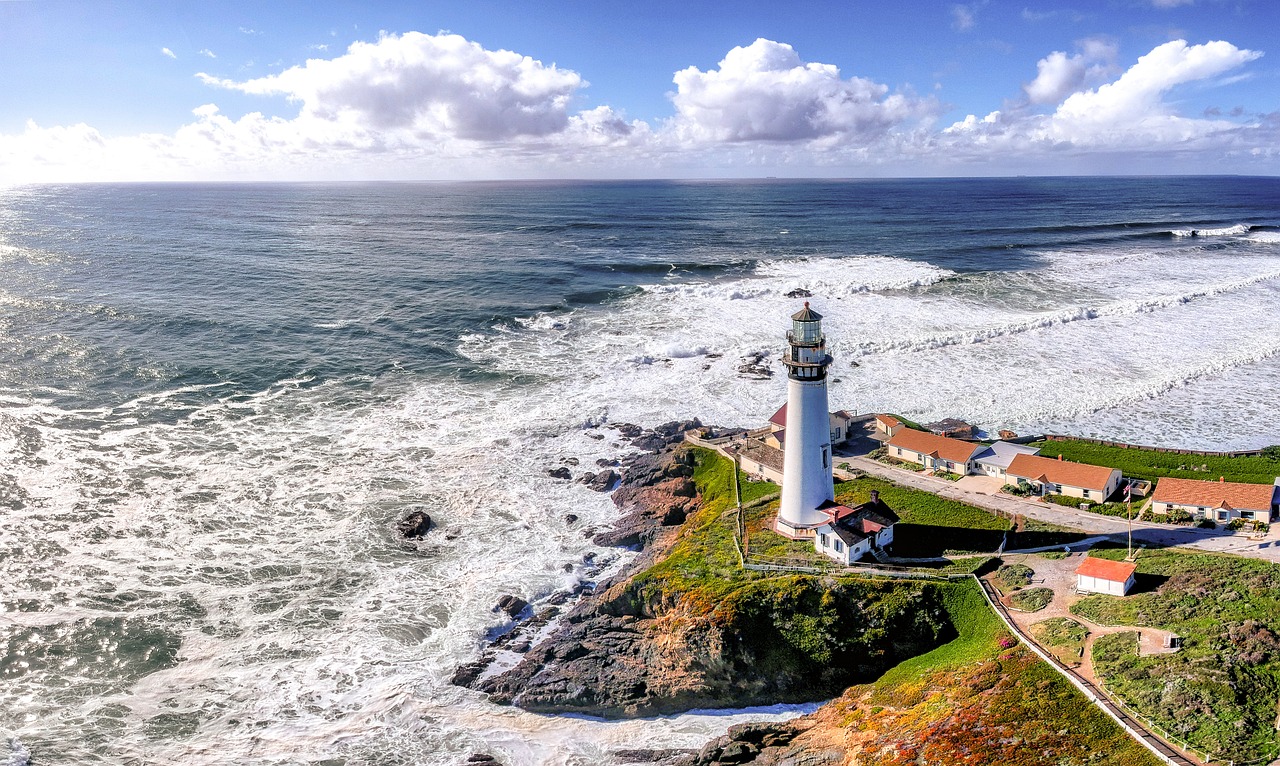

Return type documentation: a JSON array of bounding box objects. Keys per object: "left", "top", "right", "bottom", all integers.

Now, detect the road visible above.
[{"left": 839, "top": 456, "right": 1280, "bottom": 564}]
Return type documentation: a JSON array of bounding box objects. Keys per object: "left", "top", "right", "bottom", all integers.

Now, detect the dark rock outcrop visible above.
[
  {"left": 736, "top": 351, "right": 773, "bottom": 379},
  {"left": 494, "top": 595, "right": 529, "bottom": 618},
  {"left": 784, "top": 288, "right": 813, "bottom": 299},
  {"left": 395, "top": 510, "right": 433, "bottom": 539},
  {"left": 547, "top": 467, "right": 573, "bottom": 480},
  {"left": 579, "top": 469, "right": 620, "bottom": 492},
  {"left": 925, "top": 418, "right": 977, "bottom": 440}
]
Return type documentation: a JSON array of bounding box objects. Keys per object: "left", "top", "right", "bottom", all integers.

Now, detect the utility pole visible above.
[{"left": 1125, "top": 481, "right": 1134, "bottom": 561}]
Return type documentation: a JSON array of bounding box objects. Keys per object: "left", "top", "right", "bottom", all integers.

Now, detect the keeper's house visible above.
[
  {"left": 1076, "top": 556, "right": 1137, "bottom": 597},
  {"left": 1006, "top": 453, "right": 1123, "bottom": 501},
  {"left": 885, "top": 429, "right": 986, "bottom": 474},
  {"left": 1150, "top": 476, "right": 1280, "bottom": 523},
  {"left": 813, "top": 491, "right": 899, "bottom": 565}
]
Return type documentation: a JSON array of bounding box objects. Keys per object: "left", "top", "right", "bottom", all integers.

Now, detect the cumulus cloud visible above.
[
  {"left": 199, "top": 48, "right": 217, "bottom": 59},
  {"left": 947, "top": 39, "right": 1264, "bottom": 158},
  {"left": 669, "top": 38, "right": 936, "bottom": 144},
  {"left": 198, "top": 31, "right": 584, "bottom": 141},
  {"left": 1024, "top": 37, "right": 1118, "bottom": 104},
  {"left": 161, "top": 47, "right": 176, "bottom": 59}
]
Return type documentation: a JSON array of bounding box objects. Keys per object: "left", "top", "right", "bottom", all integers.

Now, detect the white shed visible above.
[{"left": 1075, "top": 556, "right": 1137, "bottom": 597}]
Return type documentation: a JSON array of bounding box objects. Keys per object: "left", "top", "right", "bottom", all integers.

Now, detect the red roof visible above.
[
  {"left": 769, "top": 404, "right": 788, "bottom": 427},
  {"left": 1007, "top": 453, "right": 1119, "bottom": 492},
  {"left": 1151, "top": 477, "right": 1277, "bottom": 512},
  {"left": 877, "top": 414, "right": 902, "bottom": 428},
  {"left": 1076, "top": 557, "right": 1137, "bottom": 583},
  {"left": 887, "top": 428, "right": 984, "bottom": 464}
]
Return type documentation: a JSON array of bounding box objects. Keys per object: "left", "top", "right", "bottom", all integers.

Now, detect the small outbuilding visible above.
[{"left": 1075, "top": 556, "right": 1137, "bottom": 597}]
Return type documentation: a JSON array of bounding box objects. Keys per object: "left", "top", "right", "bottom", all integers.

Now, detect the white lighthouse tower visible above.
[{"left": 774, "top": 302, "right": 836, "bottom": 539}]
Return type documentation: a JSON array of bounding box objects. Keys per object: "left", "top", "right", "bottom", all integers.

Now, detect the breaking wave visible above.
[{"left": 1171, "top": 223, "right": 1251, "bottom": 237}]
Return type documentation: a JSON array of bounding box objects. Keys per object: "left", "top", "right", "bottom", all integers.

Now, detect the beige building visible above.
[
  {"left": 875, "top": 414, "right": 905, "bottom": 438},
  {"left": 1150, "top": 477, "right": 1280, "bottom": 523},
  {"left": 1006, "top": 453, "right": 1123, "bottom": 501},
  {"left": 886, "top": 428, "right": 986, "bottom": 474}
]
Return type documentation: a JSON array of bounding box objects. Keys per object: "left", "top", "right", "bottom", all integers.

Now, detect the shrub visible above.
[
  {"left": 1002, "top": 483, "right": 1032, "bottom": 497},
  {"left": 1197, "top": 519, "right": 1216, "bottom": 529},
  {"left": 1227, "top": 518, "right": 1247, "bottom": 531},
  {"left": 1010, "top": 587, "right": 1054, "bottom": 612},
  {"left": 995, "top": 564, "right": 1034, "bottom": 591}
]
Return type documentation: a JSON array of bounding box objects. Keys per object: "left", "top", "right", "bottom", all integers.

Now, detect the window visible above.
[
  {"left": 834, "top": 540, "right": 843, "bottom": 552},
  {"left": 820, "top": 533, "right": 829, "bottom": 547},
  {"left": 1242, "top": 511, "right": 1254, "bottom": 520},
  {"left": 1218, "top": 511, "right": 1229, "bottom": 522},
  {"left": 821, "top": 446, "right": 829, "bottom": 469},
  {"left": 1164, "top": 503, "right": 1174, "bottom": 512},
  {"left": 1082, "top": 490, "right": 1091, "bottom": 499}
]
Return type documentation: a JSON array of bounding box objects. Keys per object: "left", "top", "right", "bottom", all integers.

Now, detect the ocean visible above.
[{"left": 1, "top": 177, "right": 1279, "bottom": 765}]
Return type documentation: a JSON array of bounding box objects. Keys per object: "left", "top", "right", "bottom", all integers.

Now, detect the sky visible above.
[{"left": 1, "top": 0, "right": 1278, "bottom": 182}]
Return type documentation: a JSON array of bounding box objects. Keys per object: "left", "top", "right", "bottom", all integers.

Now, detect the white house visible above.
[
  {"left": 1006, "top": 453, "right": 1123, "bottom": 501},
  {"left": 886, "top": 428, "right": 986, "bottom": 475},
  {"left": 1150, "top": 476, "right": 1280, "bottom": 523},
  {"left": 1076, "top": 556, "right": 1137, "bottom": 596},
  {"left": 972, "top": 441, "right": 1041, "bottom": 482},
  {"left": 813, "top": 491, "right": 899, "bottom": 565}
]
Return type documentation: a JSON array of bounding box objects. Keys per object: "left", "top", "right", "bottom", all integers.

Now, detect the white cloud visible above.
[
  {"left": 1151, "top": 0, "right": 1193, "bottom": 7},
  {"left": 1024, "top": 38, "right": 1117, "bottom": 104},
  {"left": 198, "top": 31, "right": 584, "bottom": 141},
  {"left": 946, "top": 39, "right": 1264, "bottom": 157},
  {"left": 1, "top": 33, "right": 1275, "bottom": 182},
  {"left": 668, "top": 38, "right": 936, "bottom": 143},
  {"left": 952, "top": 5, "right": 976, "bottom": 30},
  {"left": 199, "top": 48, "right": 217, "bottom": 59},
  {"left": 161, "top": 47, "right": 176, "bottom": 59}
]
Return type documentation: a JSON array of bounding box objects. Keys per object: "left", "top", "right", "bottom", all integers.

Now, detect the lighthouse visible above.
[{"left": 774, "top": 302, "right": 836, "bottom": 539}]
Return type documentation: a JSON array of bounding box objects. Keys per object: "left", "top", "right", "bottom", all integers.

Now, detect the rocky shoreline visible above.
[{"left": 448, "top": 419, "right": 948, "bottom": 766}]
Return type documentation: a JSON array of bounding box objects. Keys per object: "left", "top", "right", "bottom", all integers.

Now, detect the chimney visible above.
[
  {"left": 870, "top": 490, "right": 880, "bottom": 504},
  {"left": 1220, "top": 476, "right": 1225, "bottom": 483},
  {"left": 1058, "top": 454, "right": 1063, "bottom": 461}
]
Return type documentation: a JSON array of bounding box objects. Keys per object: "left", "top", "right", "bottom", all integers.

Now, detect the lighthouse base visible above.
[{"left": 773, "top": 517, "right": 826, "bottom": 541}]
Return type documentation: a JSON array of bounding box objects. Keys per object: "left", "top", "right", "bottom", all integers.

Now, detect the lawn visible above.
[
  {"left": 833, "top": 475, "right": 1012, "bottom": 558},
  {"left": 1031, "top": 438, "right": 1280, "bottom": 485},
  {"left": 1071, "top": 548, "right": 1280, "bottom": 762}
]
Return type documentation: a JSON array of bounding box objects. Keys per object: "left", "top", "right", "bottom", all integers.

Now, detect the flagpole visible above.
[{"left": 1126, "top": 482, "right": 1133, "bottom": 561}]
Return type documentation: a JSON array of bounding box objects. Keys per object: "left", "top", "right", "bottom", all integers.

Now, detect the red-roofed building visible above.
[
  {"left": 875, "top": 414, "right": 905, "bottom": 438},
  {"left": 1075, "top": 556, "right": 1138, "bottom": 596},
  {"left": 813, "top": 491, "right": 900, "bottom": 565},
  {"left": 886, "top": 428, "right": 986, "bottom": 474},
  {"left": 1150, "top": 476, "right": 1279, "bottom": 523},
  {"left": 1006, "top": 453, "right": 1123, "bottom": 502}
]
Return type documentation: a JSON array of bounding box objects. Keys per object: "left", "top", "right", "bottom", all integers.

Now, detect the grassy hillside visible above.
[
  {"left": 1072, "top": 548, "right": 1280, "bottom": 762},
  {"left": 1031, "top": 438, "right": 1280, "bottom": 484}
]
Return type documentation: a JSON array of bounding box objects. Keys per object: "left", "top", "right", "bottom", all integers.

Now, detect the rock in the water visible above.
[
  {"left": 784, "top": 288, "right": 812, "bottom": 298},
  {"left": 466, "top": 755, "right": 499, "bottom": 764},
  {"left": 565, "top": 514, "right": 579, "bottom": 525},
  {"left": 547, "top": 466, "right": 572, "bottom": 480},
  {"left": 582, "top": 469, "right": 620, "bottom": 492},
  {"left": 395, "top": 510, "right": 433, "bottom": 539},
  {"left": 998, "top": 429, "right": 1019, "bottom": 440},
  {"left": 563, "top": 457, "right": 580, "bottom": 466},
  {"left": 443, "top": 525, "right": 463, "bottom": 541},
  {"left": 494, "top": 595, "right": 529, "bottom": 618},
  {"left": 596, "top": 457, "right": 620, "bottom": 467},
  {"left": 587, "top": 432, "right": 605, "bottom": 440},
  {"left": 925, "top": 418, "right": 977, "bottom": 440}
]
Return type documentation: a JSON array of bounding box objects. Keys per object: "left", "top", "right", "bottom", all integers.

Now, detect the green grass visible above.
[
  {"left": 1009, "top": 587, "right": 1054, "bottom": 612},
  {"left": 1037, "top": 551, "right": 1069, "bottom": 560},
  {"left": 1031, "top": 438, "right": 1280, "bottom": 485},
  {"left": 874, "top": 579, "right": 1008, "bottom": 687},
  {"left": 1030, "top": 617, "right": 1089, "bottom": 666},
  {"left": 1070, "top": 548, "right": 1280, "bottom": 761},
  {"left": 994, "top": 563, "right": 1034, "bottom": 593}
]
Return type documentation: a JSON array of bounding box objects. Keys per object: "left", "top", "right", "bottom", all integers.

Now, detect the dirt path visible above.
[{"left": 994, "top": 552, "right": 1179, "bottom": 687}]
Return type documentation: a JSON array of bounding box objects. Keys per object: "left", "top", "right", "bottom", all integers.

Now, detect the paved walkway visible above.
[{"left": 839, "top": 457, "right": 1280, "bottom": 564}]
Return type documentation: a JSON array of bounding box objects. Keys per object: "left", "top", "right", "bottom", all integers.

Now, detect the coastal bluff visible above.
[{"left": 453, "top": 422, "right": 954, "bottom": 718}]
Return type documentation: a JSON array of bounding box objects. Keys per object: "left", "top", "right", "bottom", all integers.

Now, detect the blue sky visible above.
[{"left": 2, "top": 0, "right": 1277, "bottom": 181}]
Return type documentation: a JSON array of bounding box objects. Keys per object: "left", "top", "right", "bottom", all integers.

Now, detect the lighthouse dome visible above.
[{"left": 790, "top": 302, "right": 824, "bottom": 345}]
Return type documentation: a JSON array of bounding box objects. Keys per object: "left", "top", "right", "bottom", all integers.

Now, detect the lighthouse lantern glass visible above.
[{"left": 792, "top": 318, "right": 822, "bottom": 344}]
